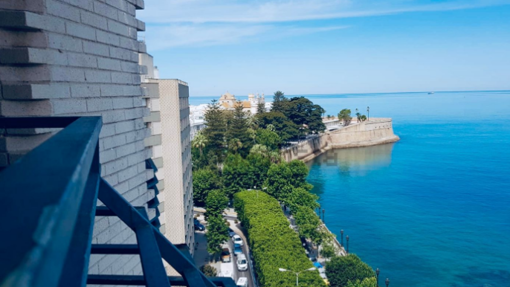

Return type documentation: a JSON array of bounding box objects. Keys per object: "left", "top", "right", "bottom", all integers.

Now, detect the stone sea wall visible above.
[{"left": 281, "top": 118, "right": 400, "bottom": 162}]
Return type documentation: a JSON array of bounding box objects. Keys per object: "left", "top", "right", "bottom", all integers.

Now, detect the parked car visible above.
[
  {"left": 194, "top": 219, "right": 205, "bottom": 231},
  {"left": 228, "top": 228, "right": 236, "bottom": 237},
  {"left": 236, "top": 253, "right": 248, "bottom": 271},
  {"left": 232, "top": 234, "right": 243, "bottom": 246},
  {"left": 234, "top": 243, "right": 243, "bottom": 256},
  {"left": 221, "top": 248, "right": 231, "bottom": 263},
  {"left": 236, "top": 277, "right": 248, "bottom": 287}
]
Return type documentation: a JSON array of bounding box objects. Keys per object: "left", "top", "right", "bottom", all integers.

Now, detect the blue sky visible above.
[{"left": 138, "top": 0, "right": 510, "bottom": 96}]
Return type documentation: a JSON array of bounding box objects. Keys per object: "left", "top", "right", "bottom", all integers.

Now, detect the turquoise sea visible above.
[
  {"left": 190, "top": 91, "right": 510, "bottom": 287},
  {"left": 304, "top": 91, "right": 510, "bottom": 287}
]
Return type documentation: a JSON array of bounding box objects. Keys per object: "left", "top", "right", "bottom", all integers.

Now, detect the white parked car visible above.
[
  {"left": 232, "top": 234, "right": 243, "bottom": 246},
  {"left": 236, "top": 254, "right": 248, "bottom": 271},
  {"left": 236, "top": 277, "right": 248, "bottom": 287}
]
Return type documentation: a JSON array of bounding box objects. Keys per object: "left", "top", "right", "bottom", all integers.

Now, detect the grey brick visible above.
[
  {"left": 136, "top": 19, "right": 145, "bottom": 31},
  {"left": 84, "top": 69, "right": 111, "bottom": 83},
  {"left": 107, "top": 19, "right": 129, "bottom": 36},
  {"left": 97, "top": 57, "right": 121, "bottom": 71},
  {"left": 112, "top": 97, "right": 133, "bottom": 109},
  {"left": 124, "top": 107, "right": 144, "bottom": 120},
  {"left": 87, "top": 98, "right": 113, "bottom": 112},
  {"left": 117, "top": 11, "right": 137, "bottom": 27},
  {"left": 24, "top": 13, "right": 66, "bottom": 34},
  {"left": 71, "top": 84, "right": 100, "bottom": 98},
  {"left": 109, "top": 47, "right": 132, "bottom": 61},
  {"left": 67, "top": 52, "right": 97, "bottom": 68},
  {"left": 93, "top": 2, "right": 118, "bottom": 20},
  {"left": 50, "top": 66, "right": 85, "bottom": 82},
  {"left": 46, "top": 0, "right": 80, "bottom": 22},
  {"left": 133, "top": 97, "right": 144, "bottom": 107},
  {"left": 115, "top": 120, "right": 135, "bottom": 134},
  {"left": 137, "top": 41, "right": 146, "bottom": 53},
  {"left": 100, "top": 84, "right": 124, "bottom": 97},
  {"left": 52, "top": 99, "right": 87, "bottom": 114},
  {"left": 126, "top": 3, "right": 136, "bottom": 16},
  {"left": 48, "top": 33, "right": 83, "bottom": 52},
  {"left": 99, "top": 123, "right": 116, "bottom": 138},
  {"left": 119, "top": 37, "right": 138, "bottom": 51},
  {"left": 83, "top": 40, "right": 109, "bottom": 57},
  {"left": 96, "top": 30, "right": 120, "bottom": 46},
  {"left": 61, "top": 0, "right": 94, "bottom": 11},
  {"left": 128, "top": 173, "right": 147, "bottom": 190},
  {"left": 102, "top": 109, "right": 126, "bottom": 123},
  {"left": 124, "top": 85, "right": 142, "bottom": 96},
  {"left": 66, "top": 22, "right": 96, "bottom": 41},
  {"left": 106, "top": 0, "right": 128, "bottom": 12},
  {"left": 126, "top": 150, "right": 145, "bottom": 166},
  {"left": 117, "top": 165, "right": 138, "bottom": 182},
  {"left": 80, "top": 10, "right": 108, "bottom": 30},
  {"left": 103, "top": 155, "right": 128, "bottom": 175},
  {"left": 111, "top": 71, "right": 133, "bottom": 84},
  {"left": 101, "top": 146, "right": 118, "bottom": 164}
]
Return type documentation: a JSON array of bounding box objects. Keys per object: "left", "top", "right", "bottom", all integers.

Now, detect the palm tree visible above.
[{"left": 192, "top": 131, "right": 207, "bottom": 156}]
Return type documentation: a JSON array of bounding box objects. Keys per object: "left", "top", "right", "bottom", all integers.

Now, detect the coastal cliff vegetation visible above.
[{"left": 192, "top": 92, "right": 377, "bottom": 286}]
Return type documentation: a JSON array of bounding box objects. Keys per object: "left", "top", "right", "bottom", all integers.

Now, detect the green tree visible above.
[
  {"left": 247, "top": 153, "right": 271, "bottom": 188},
  {"left": 256, "top": 128, "right": 281, "bottom": 150},
  {"left": 257, "top": 102, "right": 266, "bottom": 114},
  {"left": 206, "top": 215, "right": 229, "bottom": 254},
  {"left": 226, "top": 102, "right": 252, "bottom": 156},
  {"left": 285, "top": 97, "right": 326, "bottom": 134},
  {"left": 294, "top": 206, "right": 322, "bottom": 242},
  {"left": 338, "top": 109, "right": 352, "bottom": 126},
  {"left": 193, "top": 168, "right": 222, "bottom": 206},
  {"left": 256, "top": 111, "right": 299, "bottom": 142},
  {"left": 203, "top": 100, "right": 227, "bottom": 161},
  {"left": 228, "top": 138, "right": 243, "bottom": 154},
  {"left": 326, "top": 254, "right": 376, "bottom": 287},
  {"left": 205, "top": 189, "right": 228, "bottom": 219},
  {"left": 320, "top": 238, "right": 337, "bottom": 259},
  {"left": 271, "top": 90, "right": 287, "bottom": 113},
  {"left": 222, "top": 153, "right": 253, "bottom": 198},
  {"left": 200, "top": 264, "right": 218, "bottom": 277},
  {"left": 192, "top": 131, "right": 207, "bottom": 157},
  {"left": 346, "top": 277, "right": 377, "bottom": 287}
]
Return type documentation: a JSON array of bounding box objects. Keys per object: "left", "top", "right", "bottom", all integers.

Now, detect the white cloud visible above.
[{"left": 138, "top": 0, "right": 510, "bottom": 48}]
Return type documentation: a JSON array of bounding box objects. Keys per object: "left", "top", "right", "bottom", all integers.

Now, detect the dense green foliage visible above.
[
  {"left": 206, "top": 215, "right": 230, "bottom": 254},
  {"left": 192, "top": 168, "right": 222, "bottom": 206},
  {"left": 200, "top": 264, "right": 218, "bottom": 277},
  {"left": 346, "top": 277, "right": 377, "bottom": 287},
  {"left": 203, "top": 100, "right": 227, "bottom": 162},
  {"left": 326, "top": 254, "right": 376, "bottom": 287},
  {"left": 205, "top": 189, "right": 228, "bottom": 219},
  {"left": 226, "top": 103, "right": 252, "bottom": 156},
  {"left": 234, "top": 191, "right": 325, "bottom": 287}
]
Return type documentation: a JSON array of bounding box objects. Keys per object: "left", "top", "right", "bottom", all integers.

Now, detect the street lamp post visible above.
[
  {"left": 376, "top": 268, "right": 380, "bottom": 287},
  {"left": 367, "top": 106, "right": 370, "bottom": 121},
  {"left": 340, "top": 230, "right": 344, "bottom": 246},
  {"left": 385, "top": 278, "right": 390, "bottom": 287},
  {"left": 278, "top": 267, "right": 317, "bottom": 286},
  {"left": 346, "top": 235, "right": 349, "bottom": 254},
  {"left": 322, "top": 209, "right": 325, "bottom": 224}
]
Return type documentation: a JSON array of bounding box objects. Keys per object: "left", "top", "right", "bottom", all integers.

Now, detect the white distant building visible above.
[{"left": 218, "top": 92, "right": 266, "bottom": 115}]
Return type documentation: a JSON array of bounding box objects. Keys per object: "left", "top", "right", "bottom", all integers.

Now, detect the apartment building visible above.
[{"left": 139, "top": 53, "right": 195, "bottom": 257}]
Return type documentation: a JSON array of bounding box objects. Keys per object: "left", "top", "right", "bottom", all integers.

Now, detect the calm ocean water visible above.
[
  {"left": 190, "top": 91, "right": 510, "bottom": 286},
  {"left": 305, "top": 91, "right": 510, "bottom": 287}
]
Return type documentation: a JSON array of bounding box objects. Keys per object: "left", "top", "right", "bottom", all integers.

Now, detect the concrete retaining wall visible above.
[{"left": 281, "top": 118, "right": 400, "bottom": 162}]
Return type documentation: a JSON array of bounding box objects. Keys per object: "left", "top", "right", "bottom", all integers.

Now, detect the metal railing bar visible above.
[
  {"left": 58, "top": 145, "right": 101, "bottom": 287},
  {"left": 87, "top": 275, "right": 237, "bottom": 287},
  {"left": 90, "top": 244, "right": 139, "bottom": 255},
  {"left": 134, "top": 207, "right": 170, "bottom": 287},
  {"left": 0, "top": 116, "right": 80, "bottom": 129},
  {"left": 0, "top": 117, "right": 102, "bottom": 286},
  {"left": 97, "top": 179, "right": 223, "bottom": 287},
  {"left": 95, "top": 206, "right": 116, "bottom": 216}
]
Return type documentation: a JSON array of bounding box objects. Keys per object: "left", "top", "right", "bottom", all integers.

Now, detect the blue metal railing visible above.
[{"left": 0, "top": 117, "right": 235, "bottom": 287}]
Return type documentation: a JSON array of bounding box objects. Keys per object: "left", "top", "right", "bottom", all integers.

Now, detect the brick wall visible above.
[{"left": 0, "top": 0, "right": 155, "bottom": 279}]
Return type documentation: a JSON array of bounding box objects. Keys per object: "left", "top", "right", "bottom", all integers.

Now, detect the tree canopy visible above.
[
  {"left": 206, "top": 215, "right": 229, "bottom": 254},
  {"left": 338, "top": 109, "right": 352, "bottom": 126},
  {"left": 205, "top": 189, "right": 228, "bottom": 219},
  {"left": 326, "top": 254, "right": 376, "bottom": 287},
  {"left": 192, "top": 168, "right": 222, "bottom": 206}
]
